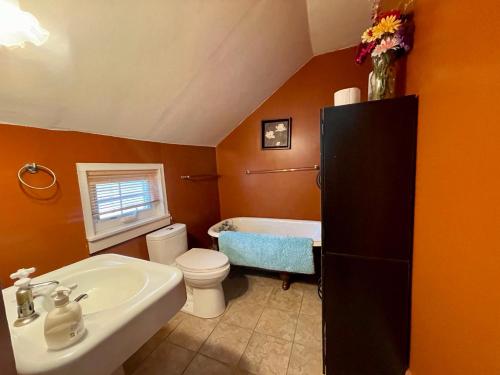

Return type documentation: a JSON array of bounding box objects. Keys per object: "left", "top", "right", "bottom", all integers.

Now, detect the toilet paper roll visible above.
[{"left": 334, "top": 87, "right": 361, "bottom": 106}]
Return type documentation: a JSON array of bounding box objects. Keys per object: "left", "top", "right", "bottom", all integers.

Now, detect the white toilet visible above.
[{"left": 146, "top": 223, "right": 230, "bottom": 318}]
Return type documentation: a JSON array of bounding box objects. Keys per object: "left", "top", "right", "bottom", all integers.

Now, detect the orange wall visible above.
[
  {"left": 400, "top": 1, "right": 500, "bottom": 373},
  {"left": 217, "top": 48, "right": 371, "bottom": 220},
  {"left": 0, "top": 124, "right": 220, "bottom": 286}
]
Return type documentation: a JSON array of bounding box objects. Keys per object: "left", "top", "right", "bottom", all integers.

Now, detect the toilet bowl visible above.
[
  {"left": 146, "top": 224, "right": 230, "bottom": 318},
  {"left": 176, "top": 248, "right": 230, "bottom": 318}
]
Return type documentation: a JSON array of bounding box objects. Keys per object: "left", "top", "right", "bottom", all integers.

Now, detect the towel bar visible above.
[
  {"left": 245, "top": 165, "right": 319, "bottom": 175},
  {"left": 180, "top": 174, "right": 219, "bottom": 180}
]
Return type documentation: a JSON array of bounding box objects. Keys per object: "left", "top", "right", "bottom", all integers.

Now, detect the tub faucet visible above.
[{"left": 10, "top": 267, "right": 59, "bottom": 327}]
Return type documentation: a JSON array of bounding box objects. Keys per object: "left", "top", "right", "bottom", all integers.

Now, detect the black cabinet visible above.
[
  {"left": 323, "top": 254, "right": 411, "bottom": 375},
  {"left": 321, "top": 96, "right": 417, "bottom": 260},
  {"left": 321, "top": 96, "right": 418, "bottom": 375}
]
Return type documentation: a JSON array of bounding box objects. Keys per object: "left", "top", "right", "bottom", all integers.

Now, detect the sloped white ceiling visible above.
[
  {"left": 307, "top": 0, "right": 373, "bottom": 55},
  {"left": 0, "top": 0, "right": 371, "bottom": 146}
]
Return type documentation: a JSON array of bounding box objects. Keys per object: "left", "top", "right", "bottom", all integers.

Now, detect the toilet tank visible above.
[{"left": 146, "top": 223, "right": 188, "bottom": 265}]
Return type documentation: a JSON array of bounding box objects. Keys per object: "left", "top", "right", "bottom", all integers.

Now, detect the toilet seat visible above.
[{"left": 176, "top": 248, "right": 229, "bottom": 273}]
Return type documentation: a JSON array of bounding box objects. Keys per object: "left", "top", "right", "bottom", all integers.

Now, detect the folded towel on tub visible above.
[{"left": 218, "top": 231, "right": 314, "bottom": 274}]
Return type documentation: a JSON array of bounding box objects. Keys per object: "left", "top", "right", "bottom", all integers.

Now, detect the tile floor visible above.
[{"left": 123, "top": 268, "right": 323, "bottom": 375}]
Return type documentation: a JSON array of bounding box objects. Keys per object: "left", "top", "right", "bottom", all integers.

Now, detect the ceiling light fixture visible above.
[{"left": 0, "top": 0, "right": 49, "bottom": 48}]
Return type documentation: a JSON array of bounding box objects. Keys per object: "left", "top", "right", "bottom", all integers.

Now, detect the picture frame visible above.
[{"left": 261, "top": 118, "right": 292, "bottom": 150}]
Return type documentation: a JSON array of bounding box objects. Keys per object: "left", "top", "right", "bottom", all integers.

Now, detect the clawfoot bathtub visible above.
[{"left": 208, "top": 217, "right": 321, "bottom": 289}]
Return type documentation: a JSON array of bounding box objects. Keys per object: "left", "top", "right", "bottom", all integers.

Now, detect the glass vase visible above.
[{"left": 369, "top": 54, "right": 397, "bottom": 101}]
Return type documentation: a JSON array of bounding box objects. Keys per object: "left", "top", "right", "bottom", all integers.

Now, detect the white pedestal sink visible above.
[{"left": 2, "top": 254, "right": 186, "bottom": 375}]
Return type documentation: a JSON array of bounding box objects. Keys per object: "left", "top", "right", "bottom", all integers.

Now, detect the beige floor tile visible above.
[
  {"left": 267, "top": 287, "right": 303, "bottom": 314},
  {"left": 232, "top": 368, "right": 253, "bottom": 375},
  {"left": 300, "top": 289, "right": 321, "bottom": 316},
  {"left": 287, "top": 343, "right": 323, "bottom": 375},
  {"left": 255, "top": 308, "right": 298, "bottom": 341},
  {"left": 164, "top": 310, "right": 189, "bottom": 331},
  {"left": 127, "top": 275, "right": 324, "bottom": 374},
  {"left": 239, "top": 332, "right": 292, "bottom": 375},
  {"left": 200, "top": 322, "right": 253, "bottom": 365},
  {"left": 221, "top": 300, "right": 265, "bottom": 329},
  {"left": 123, "top": 311, "right": 188, "bottom": 374},
  {"left": 246, "top": 273, "right": 283, "bottom": 289},
  {"left": 124, "top": 332, "right": 164, "bottom": 374},
  {"left": 132, "top": 341, "right": 195, "bottom": 375},
  {"left": 294, "top": 313, "right": 322, "bottom": 349},
  {"left": 290, "top": 281, "right": 318, "bottom": 293},
  {"left": 233, "top": 283, "right": 274, "bottom": 306},
  {"left": 184, "top": 354, "right": 234, "bottom": 375},
  {"left": 167, "top": 314, "right": 218, "bottom": 351},
  {"left": 223, "top": 273, "right": 251, "bottom": 303}
]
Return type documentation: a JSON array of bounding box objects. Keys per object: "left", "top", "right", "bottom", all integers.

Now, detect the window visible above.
[{"left": 77, "top": 163, "right": 170, "bottom": 253}]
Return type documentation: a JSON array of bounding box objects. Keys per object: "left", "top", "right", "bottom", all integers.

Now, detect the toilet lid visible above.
[{"left": 175, "top": 248, "right": 229, "bottom": 272}]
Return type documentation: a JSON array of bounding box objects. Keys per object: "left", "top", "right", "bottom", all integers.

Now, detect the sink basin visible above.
[
  {"left": 2, "top": 254, "right": 186, "bottom": 375},
  {"left": 42, "top": 265, "right": 148, "bottom": 315}
]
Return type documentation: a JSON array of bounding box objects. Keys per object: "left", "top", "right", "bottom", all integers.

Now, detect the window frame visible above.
[{"left": 76, "top": 163, "right": 171, "bottom": 254}]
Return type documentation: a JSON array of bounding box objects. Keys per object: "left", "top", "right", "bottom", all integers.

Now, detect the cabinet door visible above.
[
  {"left": 324, "top": 254, "right": 411, "bottom": 375},
  {"left": 0, "top": 283, "right": 17, "bottom": 375},
  {"left": 321, "top": 96, "right": 418, "bottom": 260}
]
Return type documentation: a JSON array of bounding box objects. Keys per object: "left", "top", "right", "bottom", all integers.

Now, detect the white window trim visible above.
[{"left": 76, "top": 163, "right": 171, "bottom": 254}]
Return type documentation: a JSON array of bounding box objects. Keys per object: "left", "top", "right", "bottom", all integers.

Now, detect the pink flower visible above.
[{"left": 371, "top": 36, "right": 401, "bottom": 57}]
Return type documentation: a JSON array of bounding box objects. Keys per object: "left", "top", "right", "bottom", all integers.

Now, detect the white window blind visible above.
[
  {"left": 87, "top": 170, "right": 160, "bottom": 221},
  {"left": 77, "top": 163, "right": 170, "bottom": 254}
]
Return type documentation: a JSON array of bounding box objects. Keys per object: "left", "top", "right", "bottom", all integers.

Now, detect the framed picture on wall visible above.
[{"left": 261, "top": 118, "right": 292, "bottom": 150}]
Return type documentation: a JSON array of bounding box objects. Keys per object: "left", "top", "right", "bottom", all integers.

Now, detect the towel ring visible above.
[{"left": 17, "top": 163, "right": 57, "bottom": 190}]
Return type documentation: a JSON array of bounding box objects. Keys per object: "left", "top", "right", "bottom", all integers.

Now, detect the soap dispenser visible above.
[{"left": 44, "top": 286, "right": 85, "bottom": 350}]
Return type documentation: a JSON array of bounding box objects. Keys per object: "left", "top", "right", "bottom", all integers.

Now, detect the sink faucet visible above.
[
  {"left": 10, "top": 267, "right": 59, "bottom": 327},
  {"left": 31, "top": 280, "right": 60, "bottom": 298}
]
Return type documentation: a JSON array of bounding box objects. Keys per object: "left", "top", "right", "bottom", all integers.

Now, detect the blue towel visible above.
[{"left": 218, "top": 231, "right": 314, "bottom": 274}]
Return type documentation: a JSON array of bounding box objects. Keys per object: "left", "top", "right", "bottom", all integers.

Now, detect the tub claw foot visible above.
[{"left": 280, "top": 272, "right": 290, "bottom": 290}]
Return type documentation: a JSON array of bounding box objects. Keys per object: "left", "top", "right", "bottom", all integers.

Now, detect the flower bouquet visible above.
[{"left": 356, "top": 6, "right": 414, "bottom": 100}]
